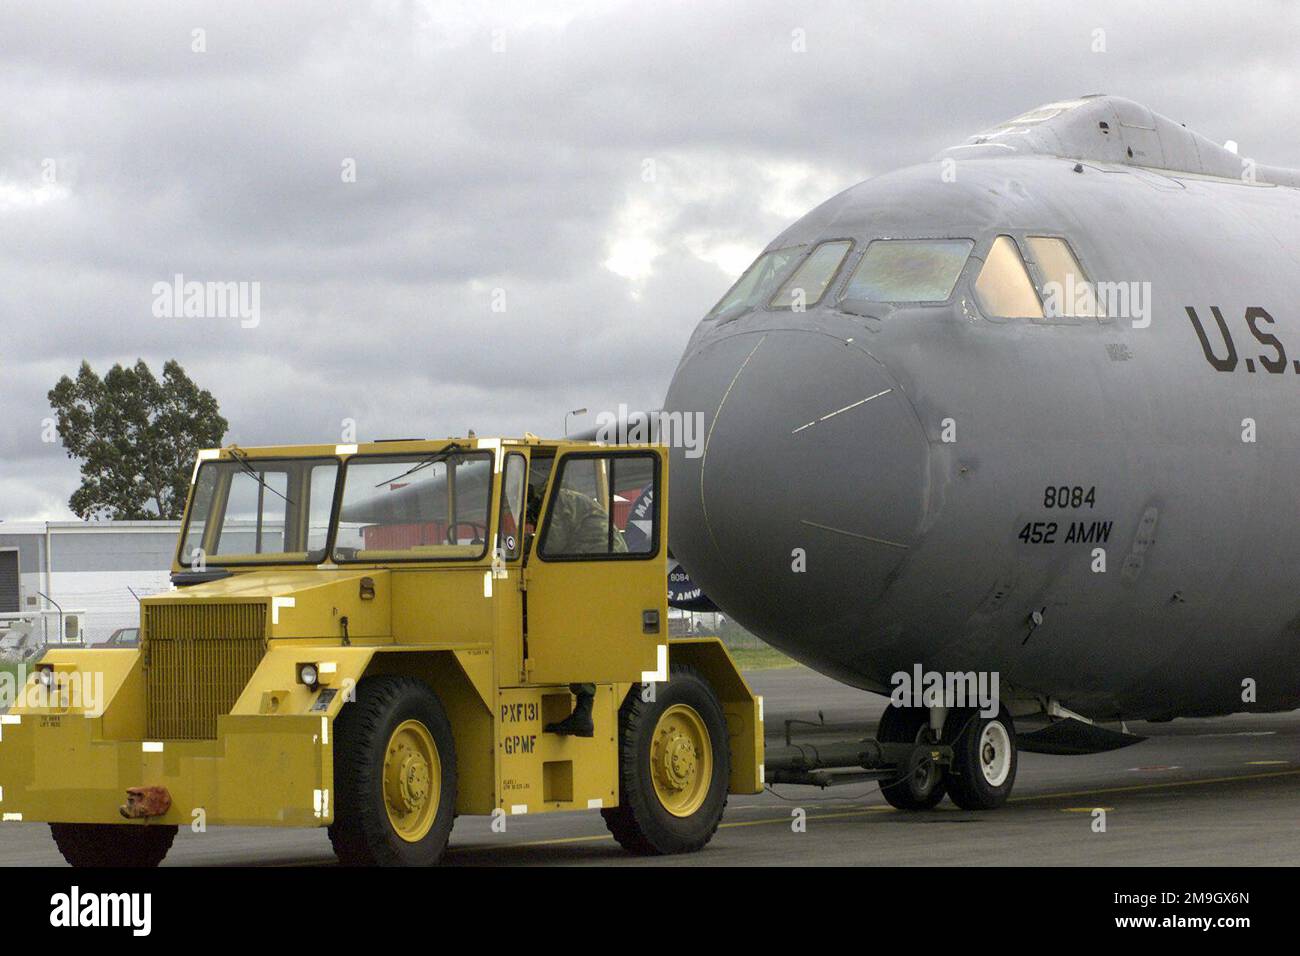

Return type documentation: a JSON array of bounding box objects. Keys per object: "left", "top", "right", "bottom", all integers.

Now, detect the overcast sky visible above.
[{"left": 1, "top": 0, "right": 1296, "bottom": 520}]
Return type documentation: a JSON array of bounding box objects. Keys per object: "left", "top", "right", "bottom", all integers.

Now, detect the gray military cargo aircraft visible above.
[{"left": 658, "top": 95, "right": 1300, "bottom": 809}]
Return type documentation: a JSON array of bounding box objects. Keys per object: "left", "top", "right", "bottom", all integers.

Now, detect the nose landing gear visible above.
[
  {"left": 875, "top": 705, "right": 1018, "bottom": 811},
  {"left": 765, "top": 702, "right": 1019, "bottom": 811},
  {"left": 876, "top": 705, "right": 947, "bottom": 810},
  {"left": 942, "top": 707, "right": 1018, "bottom": 810}
]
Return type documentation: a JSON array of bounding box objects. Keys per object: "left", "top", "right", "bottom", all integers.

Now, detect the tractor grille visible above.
[{"left": 143, "top": 603, "right": 268, "bottom": 740}]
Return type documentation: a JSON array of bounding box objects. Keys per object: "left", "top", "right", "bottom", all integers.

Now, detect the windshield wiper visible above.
[
  {"left": 227, "top": 447, "right": 295, "bottom": 505},
  {"left": 372, "top": 442, "right": 467, "bottom": 488}
]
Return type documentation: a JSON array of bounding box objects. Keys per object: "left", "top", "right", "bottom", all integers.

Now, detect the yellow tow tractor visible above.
[{"left": 0, "top": 436, "right": 763, "bottom": 866}]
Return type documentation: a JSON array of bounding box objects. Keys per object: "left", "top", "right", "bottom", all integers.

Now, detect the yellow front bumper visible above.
[{"left": 0, "top": 712, "right": 334, "bottom": 827}]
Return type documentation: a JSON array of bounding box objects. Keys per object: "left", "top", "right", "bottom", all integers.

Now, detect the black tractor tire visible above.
[
  {"left": 328, "top": 675, "right": 458, "bottom": 866},
  {"left": 50, "top": 822, "right": 177, "bottom": 868},
  {"left": 601, "top": 666, "right": 730, "bottom": 855}
]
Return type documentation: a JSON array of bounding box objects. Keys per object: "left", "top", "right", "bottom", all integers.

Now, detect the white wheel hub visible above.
[{"left": 977, "top": 720, "right": 1012, "bottom": 787}]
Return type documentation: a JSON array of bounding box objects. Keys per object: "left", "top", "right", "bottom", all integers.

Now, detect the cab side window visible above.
[
  {"left": 974, "top": 236, "right": 1044, "bottom": 319},
  {"left": 524, "top": 455, "right": 554, "bottom": 536},
  {"left": 498, "top": 452, "right": 526, "bottom": 560},
  {"left": 538, "top": 453, "right": 658, "bottom": 559}
]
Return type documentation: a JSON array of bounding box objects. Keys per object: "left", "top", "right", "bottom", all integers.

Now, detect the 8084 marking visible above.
[{"left": 1043, "top": 485, "right": 1096, "bottom": 509}]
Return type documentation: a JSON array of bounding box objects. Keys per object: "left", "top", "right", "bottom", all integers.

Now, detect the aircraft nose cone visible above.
[{"left": 664, "top": 330, "right": 930, "bottom": 647}]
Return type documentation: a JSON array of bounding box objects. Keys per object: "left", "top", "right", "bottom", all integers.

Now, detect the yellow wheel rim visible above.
[
  {"left": 649, "top": 704, "right": 713, "bottom": 818},
  {"left": 383, "top": 719, "right": 440, "bottom": 842}
]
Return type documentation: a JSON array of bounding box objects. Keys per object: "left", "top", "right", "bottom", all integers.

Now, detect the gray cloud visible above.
[{"left": 1, "top": 0, "right": 1296, "bottom": 519}]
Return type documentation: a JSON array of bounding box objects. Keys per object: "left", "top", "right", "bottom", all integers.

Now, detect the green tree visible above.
[{"left": 48, "top": 359, "right": 228, "bottom": 520}]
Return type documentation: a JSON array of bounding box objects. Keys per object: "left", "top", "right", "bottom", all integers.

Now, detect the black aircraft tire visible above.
[
  {"left": 50, "top": 822, "right": 177, "bottom": 868},
  {"left": 601, "top": 667, "right": 730, "bottom": 855},
  {"left": 876, "top": 705, "right": 947, "bottom": 810},
  {"left": 943, "top": 707, "right": 1017, "bottom": 810},
  {"left": 328, "top": 676, "right": 458, "bottom": 866}
]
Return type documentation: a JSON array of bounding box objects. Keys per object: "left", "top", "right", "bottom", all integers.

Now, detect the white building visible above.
[{"left": 0, "top": 520, "right": 180, "bottom": 644}]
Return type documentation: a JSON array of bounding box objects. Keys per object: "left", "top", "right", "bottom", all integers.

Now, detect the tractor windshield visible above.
[
  {"left": 332, "top": 451, "right": 495, "bottom": 562},
  {"left": 180, "top": 457, "right": 339, "bottom": 566}
]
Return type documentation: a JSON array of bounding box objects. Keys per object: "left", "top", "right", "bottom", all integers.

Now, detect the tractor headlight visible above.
[{"left": 297, "top": 662, "right": 320, "bottom": 689}]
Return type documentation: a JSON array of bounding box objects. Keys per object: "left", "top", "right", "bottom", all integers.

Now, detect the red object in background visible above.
[
  {"left": 363, "top": 521, "right": 449, "bottom": 549},
  {"left": 612, "top": 488, "right": 640, "bottom": 530}
]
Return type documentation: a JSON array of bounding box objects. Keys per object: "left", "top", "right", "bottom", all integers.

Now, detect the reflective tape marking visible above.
[
  {"left": 271, "top": 596, "right": 295, "bottom": 624},
  {"left": 641, "top": 643, "right": 668, "bottom": 684}
]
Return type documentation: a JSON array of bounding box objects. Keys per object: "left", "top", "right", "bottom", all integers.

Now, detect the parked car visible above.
[{"left": 98, "top": 627, "right": 139, "bottom": 648}]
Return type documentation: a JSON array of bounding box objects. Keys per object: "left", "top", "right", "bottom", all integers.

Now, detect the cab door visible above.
[{"left": 522, "top": 448, "right": 667, "bottom": 685}]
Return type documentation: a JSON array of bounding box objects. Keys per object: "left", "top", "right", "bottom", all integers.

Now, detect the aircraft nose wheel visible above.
[
  {"left": 943, "top": 708, "right": 1017, "bottom": 810},
  {"left": 876, "top": 705, "right": 947, "bottom": 810}
]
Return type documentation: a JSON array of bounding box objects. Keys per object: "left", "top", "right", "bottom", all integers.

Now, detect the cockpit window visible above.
[
  {"left": 974, "top": 236, "right": 1044, "bottom": 319},
  {"left": 840, "top": 239, "right": 973, "bottom": 304},
  {"left": 707, "top": 246, "right": 803, "bottom": 321},
  {"left": 1025, "top": 237, "right": 1105, "bottom": 319},
  {"left": 769, "top": 240, "right": 852, "bottom": 309}
]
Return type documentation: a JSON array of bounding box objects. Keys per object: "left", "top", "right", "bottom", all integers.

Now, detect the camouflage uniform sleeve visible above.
[
  {"left": 568, "top": 491, "right": 613, "bottom": 554},
  {"left": 543, "top": 489, "right": 575, "bottom": 554},
  {"left": 546, "top": 488, "right": 634, "bottom": 555}
]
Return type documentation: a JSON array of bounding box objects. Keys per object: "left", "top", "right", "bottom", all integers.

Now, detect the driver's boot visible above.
[{"left": 544, "top": 687, "right": 595, "bottom": 737}]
